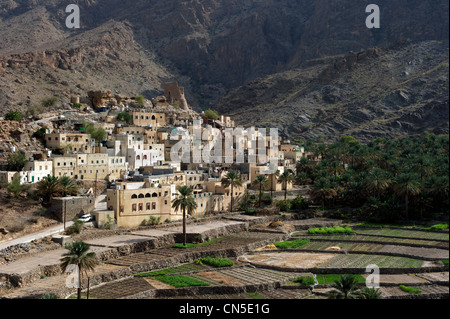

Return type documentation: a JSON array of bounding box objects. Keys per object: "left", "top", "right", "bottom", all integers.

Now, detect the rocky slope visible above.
[
  {"left": 215, "top": 41, "right": 449, "bottom": 142},
  {"left": 0, "top": 0, "right": 448, "bottom": 139}
]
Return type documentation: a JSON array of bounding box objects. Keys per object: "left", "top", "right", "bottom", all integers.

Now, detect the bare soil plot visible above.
[
  {"left": 321, "top": 254, "right": 424, "bottom": 268},
  {"left": 196, "top": 271, "right": 243, "bottom": 286},
  {"left": 362, "top": 273, "right": 429, "bottom": 285},
  {"left": 415, "top": 272, "right": 449, "bottom": 283},
  {"left": 241, "top": 252, "right": 336, "bottom": 269},
  {"left": 300, "top": 234, "right": 447, "bottom": 247},
  {"left": 380, "top": 285, "right": 449, "bottom": 298},
  {"left": 379, "top": 245, "right": 449, "bottom": 259},
  {"left": 81, "top": 277, "right": 153, "bottom": 299}
]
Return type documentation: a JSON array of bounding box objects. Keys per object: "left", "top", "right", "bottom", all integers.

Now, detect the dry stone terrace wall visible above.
[{"left": 0, "top": 215, "right": 289, "bottom": 289}]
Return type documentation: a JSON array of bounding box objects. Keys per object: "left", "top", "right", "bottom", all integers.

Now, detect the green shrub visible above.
[
  {"left": 195, "top": 256, "right": 234, "bottom": 268},
  {"left": 290, "top": 195, "right": 309, "bottom": 211},
  {"left": 429, "top": 223, "right": 449, "bottom": 230},
  {"left": 117, "top": 112, "right": 132, "bottom": 124},
  {"left": 294, "top": 276, "right": 315, "bottom": 286},
  {"left": 72, "top": 103, "right": 82, "bottom": 109},
  {"left": 202, "top": 109, "right": 219, "bottom": 120},
  {"left": 135, "top": 95, "right": 145, "bottom": 107},
  {"left": 276, "top": 200, "right": 292, "bottom": 212},
  {"left": 41, "top": 97, "right": 59, "bottom": 108},
  {"left": 66, "top": 218, "right": 85, "bottom": 235},
  {"left": 32, "top": 126, "right": 48, "bottom": 139},
  {"left": 441, "top": 259, "right": 449, "bottom": 265},
  {"left": 273, "top": 238, "right": 310, "bottom": 249},
  {"left": 261, "top": 194, "right": 273, "bottom": 205},
  {"left": 5, "top": 110, "right": 24, "bottom": 121},
  {"left": 399, "top": 285, "right": 421, "bottom": 294}
]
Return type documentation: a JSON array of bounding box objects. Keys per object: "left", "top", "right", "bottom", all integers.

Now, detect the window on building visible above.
[
  {"left": 146, "top": 203, "right": 151, "bottom": 210},
  {"left": 132, "top": 204, "right": 137, "bottom": 211},
  {"left": 139, "top": 203, "right": 143, "bottom": 211},
  {"left": 152, "top": 202, "right": 156, "bottom": 210}
]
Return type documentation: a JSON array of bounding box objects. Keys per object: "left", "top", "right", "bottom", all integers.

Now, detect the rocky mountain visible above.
[
  {"left": 216, "top": 40, "right": 449, "bottom": 142},
  {"left": 0, "top": 0, "right": 448, "bottom": 140}
]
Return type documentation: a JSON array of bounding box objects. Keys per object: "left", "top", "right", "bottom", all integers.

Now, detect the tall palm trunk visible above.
[
  {"left": 259, "top": 183, "right": 263, "bottom": 207},
  {"left": 77, "top": 270, "right": 82, "bottom": 299},
  {"left": 183, "top": 206, "right": 186, "bottom": 246},
  {"left": 284, "top": 182, "right": 287, "bottom": 200},
  {"left": 405, "top": 193, "right": 409, "bottom": 220},
  {"left": 230, "top": 184, "right": 234, "bottom": 212}
]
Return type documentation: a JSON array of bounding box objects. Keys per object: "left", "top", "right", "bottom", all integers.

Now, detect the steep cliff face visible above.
[
  {"left": 216, "top": 41, "right": 449, "bottom": 142},
  {"left": 1, "top": 0, "right": 448, "bottom": 93}
]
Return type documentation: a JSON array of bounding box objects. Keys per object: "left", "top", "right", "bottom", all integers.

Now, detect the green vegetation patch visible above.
[
  {"left": 316, "top": 274, "right": 365, "bottom": 285},
  {"left": 293, "top": 275, "right": 316, "bottom": 286},
  {"left": 273, "top": 238, "right": 310, "bottom": 249},
  {"left": 399, "top": 285, "right": 422, "bottom": 294},
  {"left": 429, "top": 223, "right": 449, "bottom": 231},
  {"left": 441, "top": 259, "right": 449, "bottom": 265},
  {"left": 308, "top": 226, "right": 354, "bottom": 235},
  {"left": 154, "top": 275, "right": 210, "bottom": 288},
  {"left": 171, "top": 237, "right": 224, "bottom": 249},
  {"left": 194, "top": 256, "right": 234, "bottom": 268}
]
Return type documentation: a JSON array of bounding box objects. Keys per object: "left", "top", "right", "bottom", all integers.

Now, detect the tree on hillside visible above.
[
  {"left": 277, "top": 169, "right": 295, "bottom": 200},
  {"left": 5, "top": 110, "right": 24, "bottom": 121},
  {"left": 253, "top": 175, "right": 269, "bottom": 208},
  {"left": 221, "top": 170, "right": 242, "bottom": 212},
  {"left": 202, "top": 109, "right": 219, "bottom": 121},
  {"left": 171, "top": 186, "right": 197, "bottom": 246},
  {"left": 7, "top": 152, "right": 27, "bottom": 171}
]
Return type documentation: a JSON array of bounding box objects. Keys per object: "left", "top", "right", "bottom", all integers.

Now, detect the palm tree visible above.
[
  {"left": 220, "top": 170, "right": 242, "bottom": 212},
  {"left": 253, "top": 175, "right": 269, "bottom": 207},
  {"left": 309, "top": 177, "right": 337, "bottom": 211},
  {"left": 269, "top": 169, "right": 280, "bottom": 198},
  {"left": 393, "top": 173, "right": 421, "bottom": 219},
  {"left": 37, "top": 175, "right": 62, "bottom": 206},
  {"left": 277, "top": 169, "right": 295, "bottom": 200},
  {"left": 171, "top": 186, "right": 197, "bottom": 246},
  {"left": 59, "top": 176, "right": 79, "bottom": 197},
  {"left": 365, "top": 168, "right": 391, "bottom": 200},
  {"left": 358, "top": 287, "right": 382, "bottom": 299},
  {"left": 60, "top": 241, "right": 98, "bottom": 299},
  {"left": 327, "top": 274, "right": 361, "bottom": 299}
]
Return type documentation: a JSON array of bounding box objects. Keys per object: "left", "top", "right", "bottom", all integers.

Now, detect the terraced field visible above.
[
  {"left": 292, "top": 233, "right": 448, "bottom": 247},
  {"left": 320, "top": 253, "right": 424, "bottom": 268},
  {"left": 73, "top": 224, "right": 450, "bottom": 299},
  {"left": 354, "top": 228, "right": 450, "bottom": 241}
]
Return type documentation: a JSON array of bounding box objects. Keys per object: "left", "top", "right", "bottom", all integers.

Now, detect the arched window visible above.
[
  {"left": 131, "top": 194, "right": 137, "bottom": 199},
  {"left": 143, "top": 155, "right": 147, "bottom": 160},
  {"left": 152, "top": 193, "right": 158, "bottom": 197},
  {"left": 152, "top": 202, "right": 156, "bottom": 210},
  {"left": 145, "top": 193, "right": 151, "bottom": 198},
  {"left": 152, "top": 115, "right": 156, "bottom": 120},
  {"left": 138, "top": 194, "right": 144, "bottom": 198},
  {"left": 136, "top": 155, "right": 140, "bottom": 160}
]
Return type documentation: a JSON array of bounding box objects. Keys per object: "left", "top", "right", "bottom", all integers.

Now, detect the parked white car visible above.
[{"left": 78, "top": 214, "right": 92, "bottom": 222}]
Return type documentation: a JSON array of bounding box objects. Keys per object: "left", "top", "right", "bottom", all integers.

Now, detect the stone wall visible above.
[{"left": 48, "top": 196, "right": 96, "bottom": 222}]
